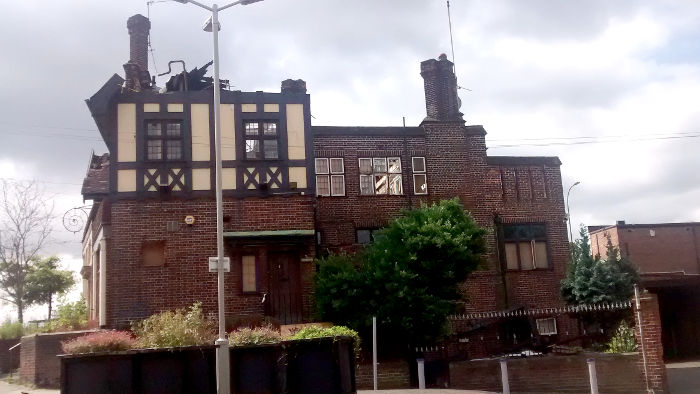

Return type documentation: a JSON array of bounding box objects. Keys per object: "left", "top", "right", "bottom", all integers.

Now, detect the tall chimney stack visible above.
[
  {"left": 420, "top": 54, "right": 462, "bottom": 121},
  {"left": 127, "top": 14, "right": 150, "bottom": 72}
]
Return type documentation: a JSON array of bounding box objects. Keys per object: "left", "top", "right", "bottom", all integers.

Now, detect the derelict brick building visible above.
[{"left": 81, "top": 15, "right": 573, "bottom": 345}]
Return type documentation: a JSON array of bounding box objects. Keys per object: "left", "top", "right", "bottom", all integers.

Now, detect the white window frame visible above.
[
  {"left": 316, "top": 158, "right": 345, "bottom": 197},
  {"left": 412, "top": 156, "right": 428, "bottom": 195},
  {"left": 359, "top": 157, "right": 403, "bottom": 195},
  {"left": 536, "top": 317, "right": 557, "bottom": 336}
]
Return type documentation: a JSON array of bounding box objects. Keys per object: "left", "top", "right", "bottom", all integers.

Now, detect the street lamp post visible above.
[
  {"left": 566, "top": 181, "right": 581, "bottom": 243},
  {"left": 172, "top": 1, "right": 263, "bottom": 393}
]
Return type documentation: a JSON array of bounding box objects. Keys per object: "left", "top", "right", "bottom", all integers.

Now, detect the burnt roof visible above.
[
  {"left": 312, "top": 126, "right": 424, "bottom": 136},
  {"left": 82, "top": 153, "right": 110, "bottom": 199},
  {"left": 486, "top": 156, "right": 562, "bottom": 166}
]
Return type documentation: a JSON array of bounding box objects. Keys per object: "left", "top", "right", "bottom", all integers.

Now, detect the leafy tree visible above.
[
  {"left": 315, "top": 198, "right": 487, "bottom": 347},
  {"left": 561, "top": 226, "right": 639, "bottom": 305},
  {"left": 24, "top": 256, "right": 75, "bottom": 319},
  {"left": 0, "top": 180, "right": 53, "bottom": 323}
]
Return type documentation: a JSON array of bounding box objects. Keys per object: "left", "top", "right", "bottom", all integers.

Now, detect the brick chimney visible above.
[
  {"left": 124, "top": 14, "right": 152, "bottom": 92},
  {"left": 281, "top": 79, "right": 307, "bottom": 94},
  {"left": 420, "top": 54, "right": 462, "bottom": 121}
]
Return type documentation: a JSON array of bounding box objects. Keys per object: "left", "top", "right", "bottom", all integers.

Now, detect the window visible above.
[
  {"left": 503, "top": 223, "right": 549, "bottom": 270},
  {"left": 242, "top": 255, "right": 257, "bottom": 292},
  {"left": 146, "top": 121, "right": 183, "bottom": 161},
  {"left": 536, "top": 317, "right": 557, "bottom": 336},
  {"left": 359, "top": 157, "right": 402, "bottom": 195},
  {"left": 412, "top": 157, "right": 428, "bottom": 195},
  {"left": 315, "top": 158, "right": 345, "bottom": 196},
  {"left": 356, "top": 228, "right": 382, "bottom": 245},
  {"left": 142, "top": 241, "right": 165, "bottom": 266},
  {"left": 245, "top": 121, "right": 279, "bottom": 159}
]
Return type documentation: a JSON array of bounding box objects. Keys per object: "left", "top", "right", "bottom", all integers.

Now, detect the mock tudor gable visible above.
[{"left": 81, "top": 15, "right": 573, "bottom": 353}]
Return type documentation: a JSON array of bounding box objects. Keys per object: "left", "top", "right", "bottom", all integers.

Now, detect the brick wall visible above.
[
  {"left": 450, "top": 353, "right": 646, "bottom": 393},
  {"left": 356, "top": 359, "right": 411, "bottom": 390},
  {"left": 591, "top": 223, "right": 700, "bottom": 275},
  {"left": 0, "top": 338, "right": 21, "bottom": 373},
  {"left": 106, "top": 196, "right": 316, "bottom": 328},
  {"left": 634, "top": 291, "right": 669, "bottom": 392},
  {"left": 19, "top": 330, "right": 96, "bottom": 388}
]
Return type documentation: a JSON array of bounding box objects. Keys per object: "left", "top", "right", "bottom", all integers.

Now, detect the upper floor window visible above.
[
  {"left": 503, "top": 223, "right": 549, "bottom": 270},
  {"left": 359, "top": 157, "right": 402, "bottom": 195},
  {"left": 412, "top": 157, "right": 428, "bottom": 195},
  {"left": 245, "top": 121, "right": 279, "bottom": 159},
  {"left": 146, "top": 121, "right": 183, "bottom": 161},
  {"left": 315, "top": 158, "right": 345, "bottom": 196}
]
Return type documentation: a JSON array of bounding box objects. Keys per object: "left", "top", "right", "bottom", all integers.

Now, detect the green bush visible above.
[
  {"left": 288, "top": 325, "right": 361, "bottom": 356},
  {"left": 132, "top": 302, "right": 215, "bottom": 348},
  {"left": 62, "top": 331, "right": 135, "bottom": 354},
  {"left": 229, "top": 326, "right": 281, "bottom": 347},
  {"left": 0, "top": 320, "right": 23, "bottom": 339},
  {"left": 54, "top": 298, "right": 88, "bottom": 330},
  {"left": 606, "top": 320, "right": 638, "bottom": 353}
]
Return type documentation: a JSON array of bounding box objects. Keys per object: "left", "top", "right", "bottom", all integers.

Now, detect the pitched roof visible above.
[{"left": 82, "top": 153, "right": 110, "bottom": 199}]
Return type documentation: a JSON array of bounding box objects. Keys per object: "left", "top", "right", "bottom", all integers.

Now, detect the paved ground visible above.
[
  {"left": 667, "top": 360, "right": 700, "bottom": 394},
  {"left": 0, "top": 380, "right": 57, "bottom": 394},
  {"left": 358, "top": 391, "right": 494, "bottom": 393}
]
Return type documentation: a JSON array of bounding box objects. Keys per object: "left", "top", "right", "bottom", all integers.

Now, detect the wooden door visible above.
[{"left": 268, "top": 251, "right": 303, "bottom": 324}]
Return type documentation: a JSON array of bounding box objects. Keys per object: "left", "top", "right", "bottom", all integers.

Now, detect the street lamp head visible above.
[
  {"left": 172, "top": 0, "right": 188, "bottom": 3},
  {"left": 240, "top": 0, "right": 264, "bottom": 4},
  {"left": 573, "top": 181, "right": 581, "bottom": 187}
]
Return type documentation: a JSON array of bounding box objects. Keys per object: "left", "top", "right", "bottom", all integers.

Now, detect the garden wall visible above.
[
  {"left": 356, "top": 359, "right": 411, "bottom": 390},
  {"left": 450, "top": 353, "right": 645, "bottom": 393},
  {"left": 0, "top": 338, "right": 21, "bottom": 373},
  {"left": 19, "top": 330, "right": 96, "bottom": 388}
]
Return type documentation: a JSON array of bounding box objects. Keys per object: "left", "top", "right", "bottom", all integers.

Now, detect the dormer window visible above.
[
  {"left": 146, "top": 120, "right": 183, "bottom": 161},
  {"left": 245, "top": 121, "right": 279, "bottom": 159}
]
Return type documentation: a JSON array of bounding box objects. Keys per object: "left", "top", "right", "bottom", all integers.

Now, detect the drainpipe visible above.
[{"left": 99, "top": 239, "right": 107, "bottom": 327}]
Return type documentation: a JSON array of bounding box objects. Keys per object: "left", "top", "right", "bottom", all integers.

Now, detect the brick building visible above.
[
  {"left": 589, "top": 221, "right": 700, "bottom": 358},
  {"left": 81, "top": 15, "right": 573, "bottom": 353}
]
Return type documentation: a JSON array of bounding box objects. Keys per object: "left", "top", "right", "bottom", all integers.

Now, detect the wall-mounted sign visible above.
[{"left": 184, "top": 215, "right": 195, "bottom": 225}]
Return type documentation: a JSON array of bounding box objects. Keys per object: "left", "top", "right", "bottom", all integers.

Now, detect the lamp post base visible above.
[{"left": 215, "top": 338, "right": 230, "bottom": 394}]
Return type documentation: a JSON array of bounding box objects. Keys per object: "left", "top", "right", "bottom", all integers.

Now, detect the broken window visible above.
[
  {"left": 245, "top": 121, "right": 279, "bottom": 159},
  {"left": 146, "top": 121, "right": 183, "bottom": 161},
  {"left": 359, "top": 157, "right": 403, "bottom": 195},
  {"left": 315, "top": 158, "right": 345, "bottom": 196},
  {"left": 412, "top": 157, "right": 428, "bottom": 195},
  {"left": 503, "top": 223, "right": 549, "bottom": 270}
]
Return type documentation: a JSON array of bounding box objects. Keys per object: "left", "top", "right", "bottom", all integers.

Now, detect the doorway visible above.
[{"left": 267, "top": 251, "right": 303, "bottom": 324}]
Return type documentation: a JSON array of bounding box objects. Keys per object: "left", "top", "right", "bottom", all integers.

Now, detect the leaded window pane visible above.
[
  {"left": 263, "top": 123, "right": 277, "bottom": 136},
  {"left": 330, "top": 158, "right": 344, "bottom": 174},
  {"left": 331, "top": 175, "right": 345, "bottom": 196},
  {"left": 166, "top": 123, "right": 181, "bottom": 137},
  {"left": 147, "top": 140, "right": 162, "bottom": 160},
  {"left": 147, "top": 122, "right": 162, "bottom": 136},
  {"left": 263, "top": 140, "right": 278, "bottom": 159},
  {"left": 166, "top": 140, "right": 182, "bottom": 160},
  {"left": 245, "top": 139, "right": 260, "bottom": 159},
  {"left": 360, "top": 175, "right": 373, "bottom": 195},
  {"left": 359, "top": 158, "right": 372, "bottom": 175},
  {"left": 245, "top": 122, "right": 259, "bottom": 136},
  {"left": 316, "top": 175, "right": 330, "bottom": 196},
  {"left": 373, "top": 158, "right": 387, "bottom": 173},
  {"left": 315, "top": 158, "right": 329, "bottom": 174}
]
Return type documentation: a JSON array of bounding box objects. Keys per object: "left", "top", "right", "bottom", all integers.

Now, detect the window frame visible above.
[
  {"left": 536, "top": 317, "right": 558, "bottom": 336},
  {"left": 144, "top": 120, "right": 184, "bottom": 162},
  {"left": 241, "top": 254, "right": 259, "bottom": 294},
  {"left": 359, "top": 157, "right": 403, "bottom": 196},
  {"left": 412, "top": 156, "right": 428, "bottom": 195},
  {"left": 315, "top": 158, "right": 345, "bottom": 197},
  {"left": 244, "top": 121, "right": 280, "bottom": 160},
  {"left": 503, "top": 223, "right": 550, "bottom": 270},
  {"left": 356, "top": 228, "right": 381, "bottom": 245}
]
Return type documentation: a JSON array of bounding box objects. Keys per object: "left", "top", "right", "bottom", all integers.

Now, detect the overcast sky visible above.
[{"left": 2, "top": 0, "right": 700, "bottom": 320}]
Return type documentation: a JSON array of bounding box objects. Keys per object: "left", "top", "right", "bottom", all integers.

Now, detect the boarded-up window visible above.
[
  {"left": 242, "top": 255, "right": 257, "bottom": 292},
  {"left": 502, "top": 223, "right": 549, "bottom": 270},
  {"left": 143, "top": 241, "right": 165, "bottom": 266}
]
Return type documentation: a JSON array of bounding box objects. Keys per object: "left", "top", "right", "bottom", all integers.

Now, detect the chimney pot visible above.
[
  {"left": 616, "top": 220, "right": 626, "bottom": 226},
  {"left": 420, "top": 55, "right": 462, "bottom": 121}
]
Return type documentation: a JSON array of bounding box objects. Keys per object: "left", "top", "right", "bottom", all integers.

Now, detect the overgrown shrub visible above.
[
  {"left": 132, "top": 302, "right": 215, "bottom": 348},
  {"left": 0, "top": 320, "right": 23, "bottom": 339},
  {"left": 229, "top": 326, "right": 281, "bottom": 347},
  {"left": 62, "top": 331, "right": 135, "bottom": 354},
  {"left": 288, "top": 325, "right": 361, "bottom": 356},
  {"left": 54, "top": 298, "right": 88, "bottom": 330},
  {"left": 606, "top": 320, "right": 638, "bottom": 353}
]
